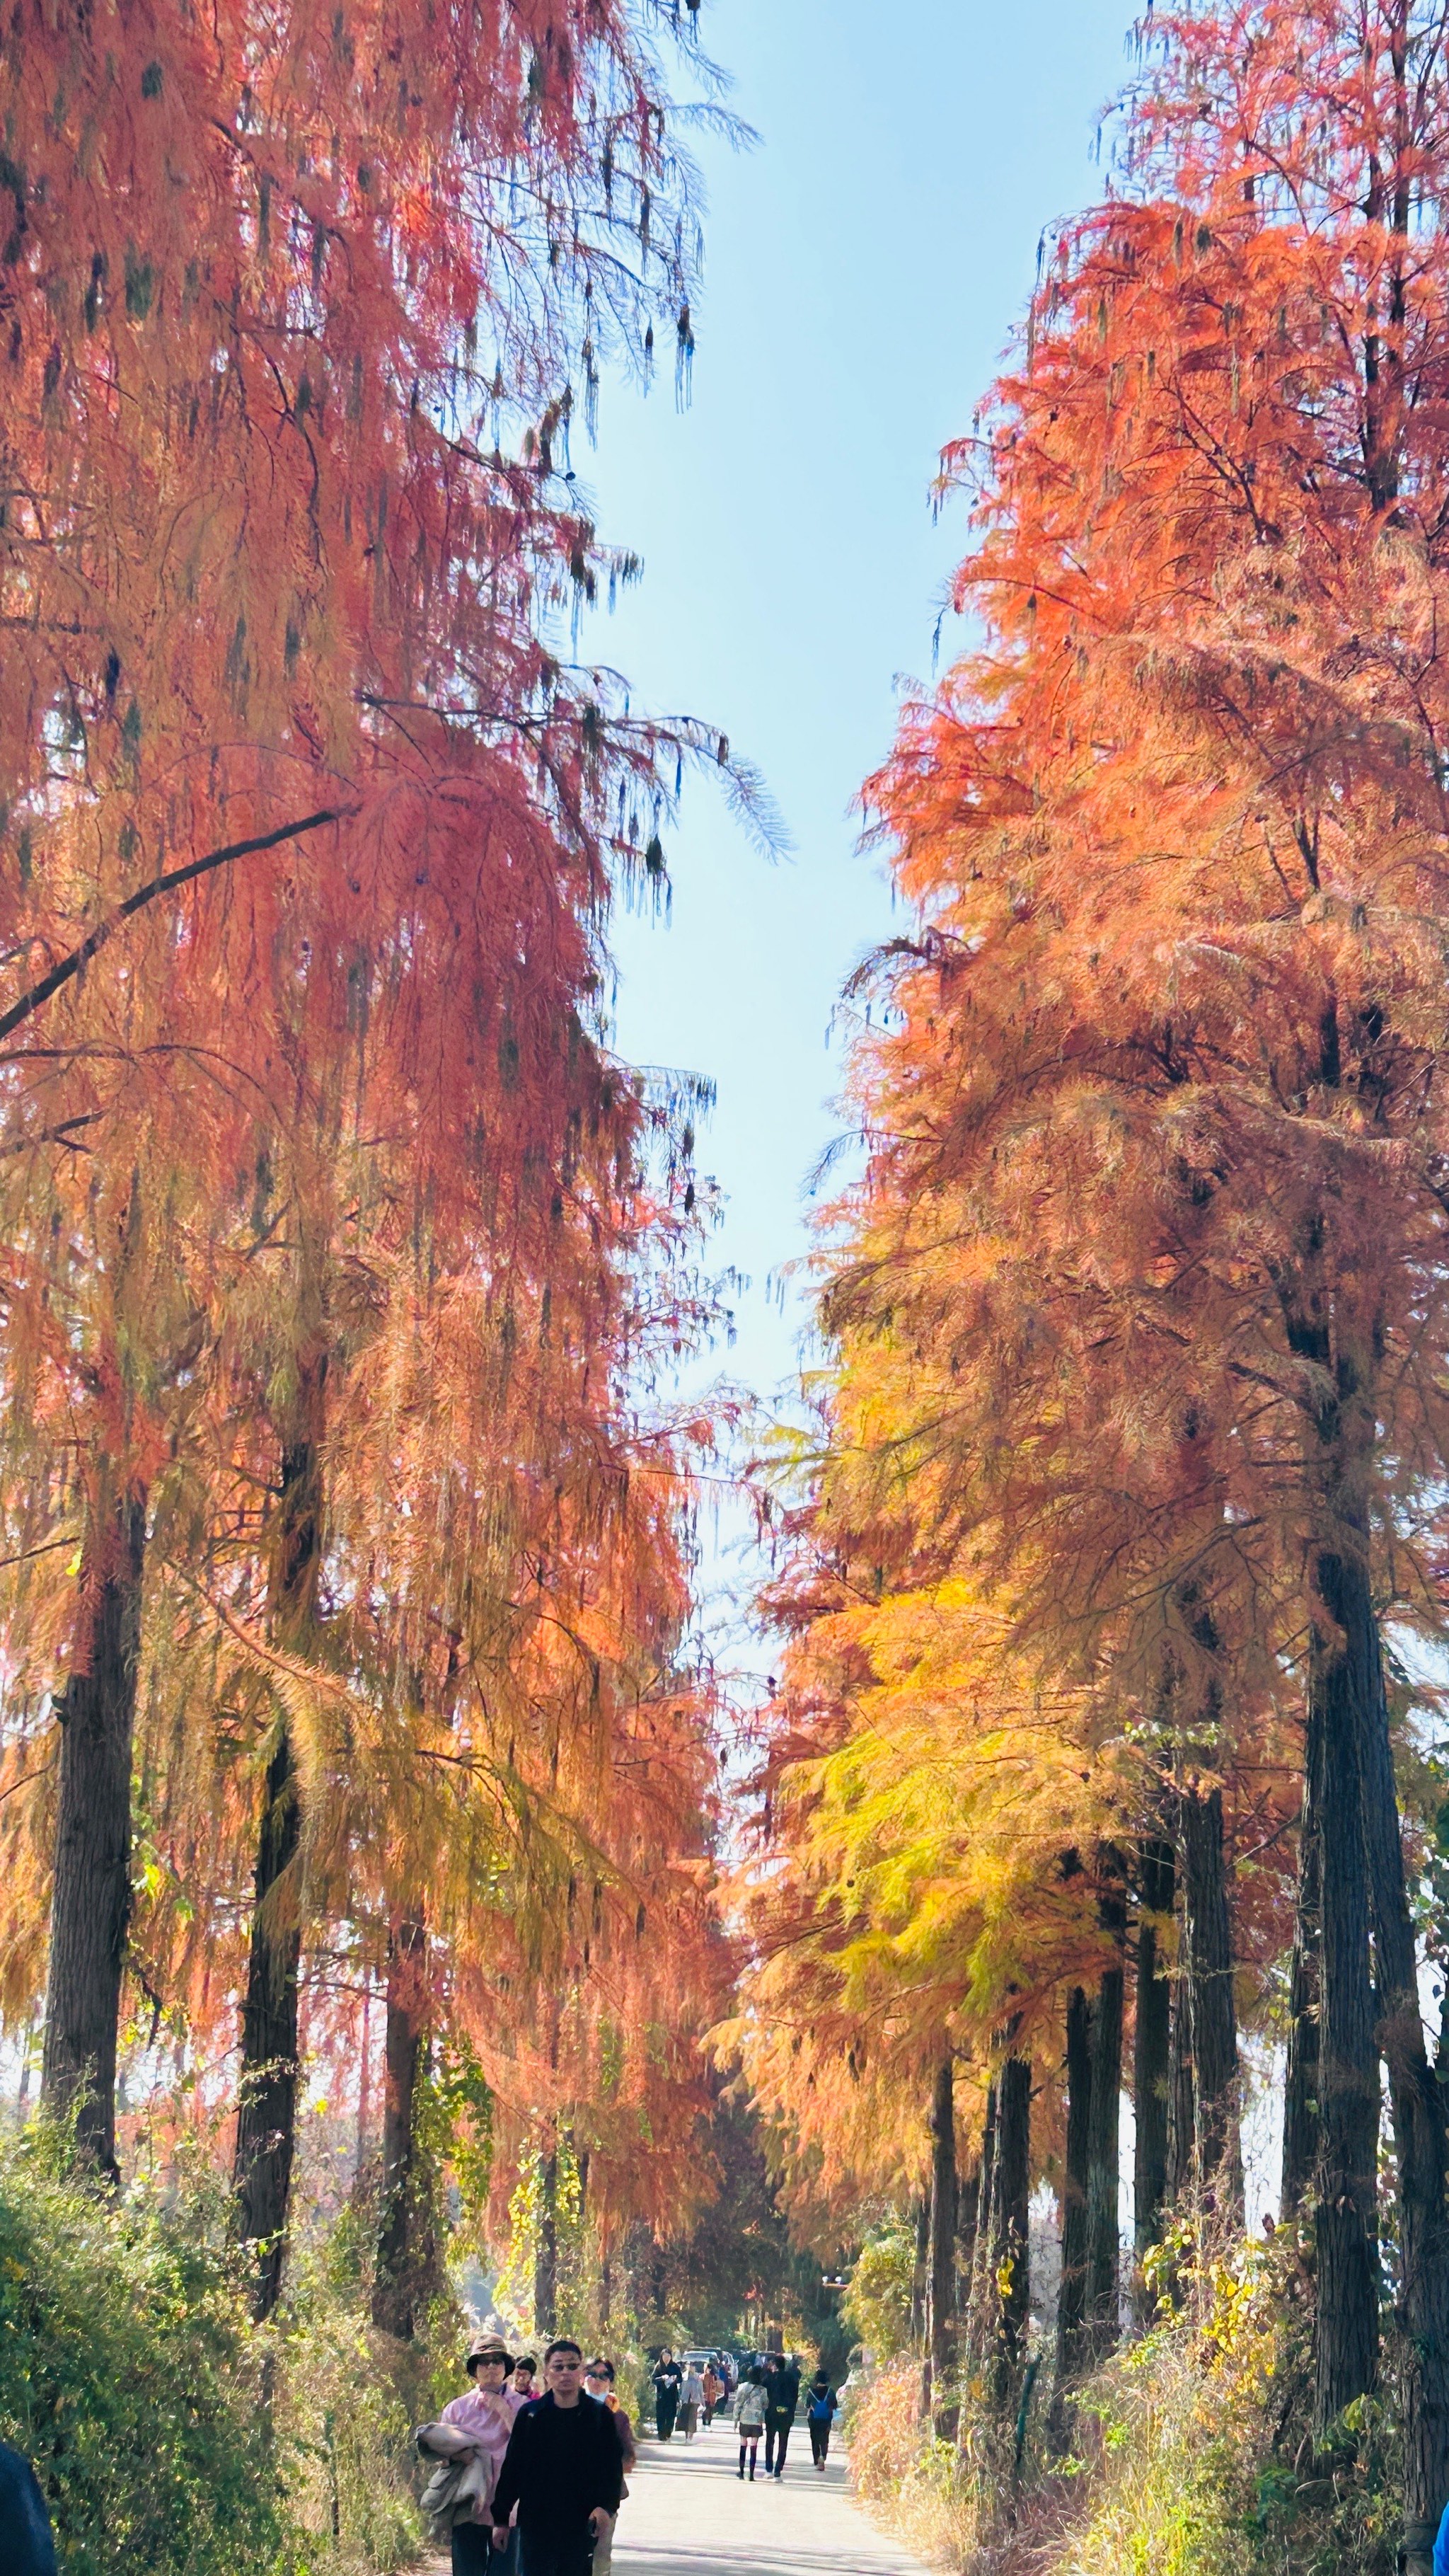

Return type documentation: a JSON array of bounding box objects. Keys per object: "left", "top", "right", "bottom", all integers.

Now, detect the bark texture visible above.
[
  {"left": 1180, "top": 1783, "right": 1242, "bottom": 2204},
  {"left": 1342, "top": 1548, "right": 1449, "bottom": 2548},
  {"left": 234, "top": 1343, "right": 327, "bottom": 2318},
  {"left": 1133, "top": 1834, "right": 1174, "bottom": 2271},
  {"left": 41, "top": 1490, "right": 147, "bottom": 2180},
  {"left": 535, "top": 2141, "right": 559, "bottom": 2336},
  {"left": 1310, "top": 1549, "right": 1380, "bottom": 2436},
  {"left": 991, "top": 2054, "right": 1031, "bottom": 2405},
  {"left": 1057, "top": 1985, "right": 1092, "bottom": 2384},
  {"left": 372, "top": 1916, "right": 432, "bottom": 2338},
  {"left": 927, "top": 2052, "right": 958, "bottom": 2404},
  {"left": 1085, "top": 1897, "right": 1125, "bottom": 2358},
  {"left": 1281, "top": 1698, "right": 1322, "bottom": 2220},
  {"left": 233, "top": 1729, "right": 303, "bottom": 2320}
]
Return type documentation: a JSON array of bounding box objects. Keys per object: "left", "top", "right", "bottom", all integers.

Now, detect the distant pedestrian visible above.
[
  {"left": 806, "top": 2373, "right": 838, "bottom": 2470},
  {"left": 0, "top": 2445, "right": 56, "bottom": 2576},
  {"left": 734, "top": 2372, "right": 767, "bottom": 2481},
  {"left": 763, "top": 2354, "right": 799, "bottom": 2479},
  {"left": 652, "top": 2348, "right": 683, "bottom": 2442},
  {"left": 701, "top": 2362, "right": 722, "bottom": 2427},
  {"left": 679, "top": 2362, "right": 704, "bottom": 2440},
  {"left": 490, "top": 2340, "right": 622, "bottom": 2576},
  {"left": 512, "top": 2355, "right": 538, "bottom": 2400}
]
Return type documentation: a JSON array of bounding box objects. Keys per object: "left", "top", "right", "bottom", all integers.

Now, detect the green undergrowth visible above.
[
  {"left": 849, "top": 2229, "right": 1404, "bottom": 2576},
  {"left": 0, "top": 2119, "right": 433, "bottom": 2575}
]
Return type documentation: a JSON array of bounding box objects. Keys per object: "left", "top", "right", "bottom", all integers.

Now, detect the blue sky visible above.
[{"left": 580, "top": 0, "right": 1136, "bottom": 1664}]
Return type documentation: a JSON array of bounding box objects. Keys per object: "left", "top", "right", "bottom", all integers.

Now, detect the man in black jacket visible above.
[
  {"left": 491, "top": 2340, "right": 623, "bottom": 2576},
  {"left": 763, "top": 2354, "right": 799, "bottom": 2480}
]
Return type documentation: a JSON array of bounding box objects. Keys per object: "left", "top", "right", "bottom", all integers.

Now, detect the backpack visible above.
[{"left": 807, "top": 2391, "right": 834, "bottom": 2422}]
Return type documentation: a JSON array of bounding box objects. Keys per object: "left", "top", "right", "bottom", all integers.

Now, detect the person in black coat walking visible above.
[
  {"left": 651, "top": 2349, "right": 683, "bottom": 2442},
  {"left": 763, "top": 2355, "right": 799, "bottom": 2479},
  {"left": 490, "top": 2341, "right": 623, "bottom": 2576}
]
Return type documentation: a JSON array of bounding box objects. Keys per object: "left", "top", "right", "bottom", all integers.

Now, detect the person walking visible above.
[
  {"left": 763, "top": 2354, "right": 799, "bottom": 2480},
  {"left": 511, "top": 2356, "right": 538, "bottom": 2400},
  {"left": 582, "top": 2361, "right": 635, "bottom": 2576},
  {"left": 734, "top": 2371, "right": 767, "bottom": 2480},
  {"left": 421, "top": 2336, "right": 526, "bottom": 2576},
  {"left": 701, "top": 2362, "right": 722, "bottom": 2427},
  {"left": 489, "top": 2340, "right": 622, "bottom": 2576},
  {"left": 678, "top": 2361, "right": 704, "bottom": 2440},
  {"left": 805, "top": 2373, "right": 838, "bottom": 2471},
  {"left": 651, "top": 2347, "right": 683, "bottom": 2442}
]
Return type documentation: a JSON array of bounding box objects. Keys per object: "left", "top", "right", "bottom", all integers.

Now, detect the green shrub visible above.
[
  {"left": 843, "top": 2220, "right": 916, "bottom": 2364},
  {"left": 0, "top": 2123, "right": 280, "bottom": 2576}
]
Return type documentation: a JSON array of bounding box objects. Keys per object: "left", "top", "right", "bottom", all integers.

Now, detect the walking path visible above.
[{"left": 613, "top": 2415, "right": 934, "bottom": 2576}]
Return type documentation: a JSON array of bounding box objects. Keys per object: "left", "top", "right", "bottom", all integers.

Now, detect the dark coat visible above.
[
  {"left": 766, "top": 2365, "right": 799, "bottom": 2423},
  {"left": 491, "top": 2393, "right": 623, "bottom": 2540},
  {"left": 0, "top": 2445, "right": 57, "bottom": 2576}
]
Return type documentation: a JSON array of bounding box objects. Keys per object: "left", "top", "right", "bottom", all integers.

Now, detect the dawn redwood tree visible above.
[
  {"left": 0, "top": 0, "right": 760, "bottom": 2233},
  {"left": 814, "top": 4, "right": 1449, "bottom": 2555}
]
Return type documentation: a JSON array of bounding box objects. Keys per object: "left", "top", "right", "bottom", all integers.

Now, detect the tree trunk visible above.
[
  {"left": 1167, "top": 1911, "right": 1195, "bottom": 2209},
  {"left": 1309, "top": 1548, "right": 1381, "bottom": 2437},
  {"left": 910, "top": 2192, "right": 929, "bottom": 2348},
  {"left": 1133, "top": 1834, "right": 1174, "bottom": 2279},
  {"left": 991, "top": 2054, "right": 1031, "bottom": 2406},
  {"left": 1341, "top": 1548, "right": 1449, "bottom": 2558},
  {"left": 964, "top": 2085, "right": 997, "bottom": 2369},
  {"left": 1057, "top": 1985, "right": 1092, "bottom": 2387},
  {"left": 372, "top": 1916, "right": 432, "bottom": 2338},
  {"left": 1085, "top": 1893, "right": 1125, "bottom": 2358},
  {"left": 233, "top": 1728, "right": 303, "bottom": 2319},
  {"left": 1180, "top": 1783, "right": 1242, "bottom": 2207},
  {"left": 927, "top": 2054, "right": 958, "bottom": 2406},
  {"left": 234, "top": 1345, "right": 327, "bottom": 2318},
  {"left": 1282, "top": 1698, "right": 1322, "bottom": 2220},
  {"left": 41, "top": 1488, "right": 147, "bottom": 2180},
  {"left": 535, "top": 2140, "right": 559, "bottom": 2337}
]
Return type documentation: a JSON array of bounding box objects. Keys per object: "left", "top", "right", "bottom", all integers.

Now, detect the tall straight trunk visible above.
[
  {"left": 1133, "top": 1834, "right": 1174, "bottom": 2274},
  {"left": 41, "top": 1488, "right": 147, "bottom": 2180},
  {"left": 1167, "top": 1917, "right": 1195, "bottom": 2207},
  {"left": 910, "top": 2192, "right": 929, "bottom": 2348},
  {"left": 599, "top": 2245, "right": 613, "bottom": 2338},
  {"left": 1340, "top": 1548, "right": 1449, "bottom": 2565},
  {"left": 535, "top": 2140, "right": 559, "bottom": 2337},
  {"left": 957, "top": 2158, "right": 981, "bottom": 2299},
  {"left": 233, "top": 1729, "right": 302, "bottom": 2319},
  {"left": 1309, "top": 1548, "right": 1380, "bottom": 2437},
  {"left": 372, "top": 1916, "right": 431, "bottom": 2338},
  {"left": 1057, "top": 1986, "right": 1092, "bottom": 2385},
  {"left": 234, "top": 1343, "right": 327, "bottom": 2318},
  {"left": 991, "top": 2055, "right": 1031, "bottom": 2405},
  {"left": 1180, "top": 1784, "right": 1242, "bottom": 2206},
  {"left": 962, "top": 2089, "right": 997, "bottom": 2376},
  {"left": 1085, "top": 1892, "right": 1125, "bottom": 2358},
  {"left": 927, "top": 2054, "right": 958, "bottom": 2403},
  {"left": 1282, "top": 1698, "right": 1322, "bottom": 2220}
]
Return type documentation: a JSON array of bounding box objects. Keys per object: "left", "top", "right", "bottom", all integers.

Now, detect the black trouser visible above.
[
  {"left": 655, "top": 2392, "right": 678, "bottom": 2440},
  {"left": 764, "top": 2419, "right": 790, "bottom": 2474},
  {"left": 518, "top": 2529, "right": 593, "bottom": 2576},
  {"left": 809, "top": 2420, "right": 830, "bottom": 2466},
  {"left": 451, "top": 2529, "right": 498, "bottom": 2576}
]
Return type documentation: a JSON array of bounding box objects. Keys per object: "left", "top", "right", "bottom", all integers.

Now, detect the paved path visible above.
[{"left": 613, "top": 2415, "right": 933, "bottom": 2576}]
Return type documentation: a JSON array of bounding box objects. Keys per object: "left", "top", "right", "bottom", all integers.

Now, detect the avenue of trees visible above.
[{"left": 736, "top": 6, "right": 1449, "bottom": 2573}]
